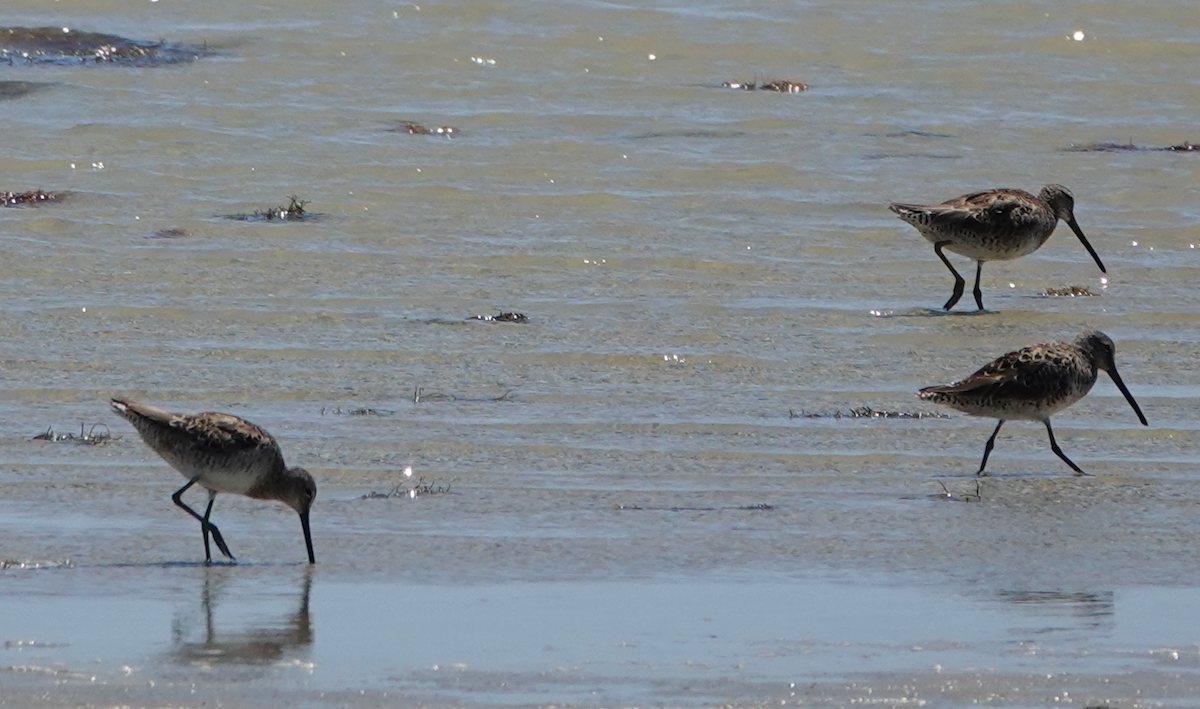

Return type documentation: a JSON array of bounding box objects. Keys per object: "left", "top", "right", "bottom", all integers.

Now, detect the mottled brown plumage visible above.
[
  {"left": 111, "top": 399, "right": 316, "bottom": 563},
  {"left": 890, "top": 184, "right": 1105, "bottom": 311},
  {"left": 919, "top": 331, "right": 1147, "bottom": 476}
]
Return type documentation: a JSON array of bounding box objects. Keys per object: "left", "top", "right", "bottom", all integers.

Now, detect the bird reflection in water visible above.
[{"left": 170, "top": 567, "right": 313, "bottom": 668}]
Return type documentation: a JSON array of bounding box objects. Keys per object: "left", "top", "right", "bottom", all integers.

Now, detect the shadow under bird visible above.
[
  {"left": 918, "top": 331, "right": 1147, "bottom": 476},
  {"left": 889, "top": 184, "right": 1105, "bottom": 311},
  {"left": 110, "top": 399, "right": 316, "bottom": 563}
]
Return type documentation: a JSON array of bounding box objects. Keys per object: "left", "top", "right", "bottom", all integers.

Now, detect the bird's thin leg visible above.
[
  {"left": 172, "top": 478, "right": 235, "bottom": 562},
  {"left": 934, "top": 241, "right": 965, "bottom": 311},
  {"left": 201, "top": 493, "right": 235, "bottom": 561},
  {"left": 972, "top": 260, "right": 985, "bottom": 311},
  {"left": 1044, "top": 419, "right": 1087, "bottom": 476},
  {"left": 976, "top": 420, "right": 1005, "bottom": 476}
]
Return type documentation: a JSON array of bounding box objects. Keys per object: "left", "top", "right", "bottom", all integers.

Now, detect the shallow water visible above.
[{"left": 1, "top": 0, "right": 1200, "bottom": 707}]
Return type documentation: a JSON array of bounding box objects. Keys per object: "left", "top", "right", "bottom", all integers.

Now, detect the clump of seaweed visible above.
[
  {"left": 0, "top": 27, "right": 213, "bottom": 66},
  {"left": 1065, "top": 141, "right": 1200, "bottom": 153},
  {"left": 467, "top": 312, "right": 529, "bottom": 323},
  {"left": 223, "top": 196, "right": 318, "bottom": 222},
  {"left": 722, "top": 80, "right": 807, "bottom": 93},
  {"left": 413, "top": 386, "right": 516, "bottom": 403},
  {"left": 1, "top": 189, "right": 62, "bottom": 206},
  {"left": 32, "top": 422, "right": 119, "bottom": 445},
  {"left": 389, "top": 121, "right": 460, "bottom": 137},
  {"left": 789, "top": 406, "right": 949, "bottom": 420},
  {"left": 1040, "top": 285, "right": 1099, "bottom": 297},
  {"left": 360, "top": 467, "right": 456, "bottom": 499},
  {"left": 319, "top": 406, "right": 396, "bottom": 417}
]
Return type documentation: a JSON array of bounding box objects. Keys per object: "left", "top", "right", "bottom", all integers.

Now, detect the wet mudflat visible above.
[
  {"left": 0, "top": 26, "right": 211, "bottom": 66},
  {"left": 5, "top": 459, "right": 1200, "bottom": 707},
  {"left": 2, "top": 0, "right": 1200, "bottom": 707}
]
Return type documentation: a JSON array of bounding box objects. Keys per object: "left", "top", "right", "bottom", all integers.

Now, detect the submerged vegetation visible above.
[
  {"left": 320, "top": 406, "right": 397, "bottom": 417},
  {"left": 1040, "top": 285, "right": 1100, "bottom": 297},
  {"left": 148, "top": 227, "right": 190, "bottom": 239},
  {"left": 0, "top": 81, "right": 52, "bottom": 99},
  {"left": 613, "top": 503, "right": 774, "bottom": 512},
  {"left": 934, "top": 479, "right": 982, "bottom": 503},
  {"left": 413, "top": 386, "right": 516, "bottom": 403},
  {"left": 32, "top": 422, "right": 119, "bottom": 445},
  {"left": 361, "top": 467, "right": 455, "bottom": 499}
]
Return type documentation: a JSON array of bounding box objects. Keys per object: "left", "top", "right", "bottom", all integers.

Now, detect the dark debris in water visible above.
[
  {"left": 1065, "top": 141, "right": 1200, "bottom": 153},
  {"left": 222, "top": 196, "right": 320, "bottom": 222},
  {"left": 864, "top": 152, "right": 961, "bottom": 160},
  {"left": 32, "top": 422, "right": 119, "bottom": 445},
  {"left": 1040, "top": 285, "right": 1100, "bottom": 297},
  {"left": 388, "top": 121, "right": 460, "bottom": 137},
  {"left": 931, "top": 479, "right": 982, "bottom": 503},
  {"left": 882, "top": 130, "right": 955, "bottom": 138},
  {"left": 149, "top": 227, "right": 190, "bottom": 239},
  {"left": 721, "top": 79, "right": 807, "bottom": 93},
  {"left": 0, "top": 27, "right": 213, "bottom": 66},
  {"left": 0, "top": 559, "right": 73, "bottom": 570},
  {"left": 320, "top": 406, "right": 396, "bottom": 417},
  {"left": 613, "top": 503, "right": 774, "bottom": 512},
  {"left": 630, "top": 129, "right": 748, "bottom": 140},
  {"left": 467, "top": 312, "right": 529, "bottom": 323},
  {"left": 0, "top": 80, "right": 53, "bottom": 100},
  {"left": 790, "top": 406, "right": 949, "bottom": 420},
  {"left": 2, "top": 189, "right": 63, "bottom": 206},
  {"left": 413, "top": 386, "right": 516, "bottom": 403}
]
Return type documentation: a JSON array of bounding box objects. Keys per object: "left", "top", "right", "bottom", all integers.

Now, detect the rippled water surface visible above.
[{"left": 2, "top": 0, "right": 1200, "bottom": 707}]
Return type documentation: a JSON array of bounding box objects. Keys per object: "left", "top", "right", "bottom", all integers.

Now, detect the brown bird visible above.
[
  {"left": 919, "top": 331, "right": 1147, "bottom": 475},
  {"left": 111, "top": 399, "right": 316, "bottom": 563},
  {"left": 890, "top": 184, "right": 1105, "bottom": 311}
]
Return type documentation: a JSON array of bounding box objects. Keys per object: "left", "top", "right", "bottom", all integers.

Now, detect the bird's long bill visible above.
[
  {"left": 1067, "top": 217, "right": 1107, "bottom": 273},
  {"left": 300, "top": 510, "right": 315, "bottom": 564},
  {"left": 1107, "top": 367, "right": 1148, "bottom": 426}
]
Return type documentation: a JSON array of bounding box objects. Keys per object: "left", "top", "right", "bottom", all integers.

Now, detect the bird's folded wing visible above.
[{"left": 176, "top": 413, "right": 277, "bottom": 451}]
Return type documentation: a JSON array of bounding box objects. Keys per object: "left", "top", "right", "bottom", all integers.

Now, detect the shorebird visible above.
[
  {"left": 110, "top": 399, "right": 316, "bottom": 563},
  {"left": 919, "top": 331, "right": 1147, "bottom": 476},
  {"left": 889, "top": 184, "right": 1106, "bottom": 311}
]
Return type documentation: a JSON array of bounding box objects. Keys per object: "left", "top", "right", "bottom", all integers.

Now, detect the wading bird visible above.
[
  {"left": 890, "top": 184, "right": 1105, "bottom": 311},
  {"left": 111, "top": 399, "right": 316, "bottom": 563},
  {"left": 919, "top": 331, "right": 1147, "bottom": 475}
]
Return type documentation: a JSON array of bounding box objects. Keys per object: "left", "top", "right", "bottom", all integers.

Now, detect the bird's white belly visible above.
[
  {"left": 168, "top": 454, "right": 261, "bottom": 495},
  {"left": 196, "top": 468, "right": 259, "bottom": 495},
  {"left": 937, "top": 235, "right": 1047, "bottom": 262}
]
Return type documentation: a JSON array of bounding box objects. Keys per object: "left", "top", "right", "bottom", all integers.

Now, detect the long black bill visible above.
[
  {"left": 1107, "top": 366, "right": 1148, "bottom": 426},
  {"left": 1067, "top": 217, "right": 1106, "bottom": 273},
  {"left": 300, "top": 510, "right": 315, "bottom": 564}
]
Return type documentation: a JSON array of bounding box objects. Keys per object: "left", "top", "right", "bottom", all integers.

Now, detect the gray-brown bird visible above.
[
  {"left": 111, "top": 399, "right": 316, "bottom": 563},
  {"left": 919, "top": 331, "right": 1147, "bottom": 475},
  {"left": 890, "top": 184, "right": 1105, "bottom": 311}
]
